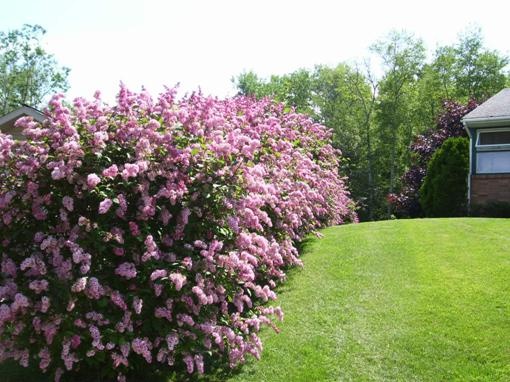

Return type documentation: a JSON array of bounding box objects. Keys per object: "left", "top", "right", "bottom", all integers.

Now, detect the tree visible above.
[
  {"left": 234, "top": 69, "right": 314, "bottom": 114},
  {"left": 419, "top": 137, "right": 469, "bottom": 217},
  {"left": 312, "top": 64, "right": 377, "bottom": 219},
  {"left": 343, "top": 62, "right": 379, "bottom": 219},
  {"left": 0, "top": 24, "right": 70, "bottom": 114},
  {"left": 452, "top": 27, "right": 508, "bottom": 101},
  {"left": 430, "top": 27, "right": 508, "bottom": 103},
  {"left": 371, "top": 30, "right": 426, "bottom": 217}
]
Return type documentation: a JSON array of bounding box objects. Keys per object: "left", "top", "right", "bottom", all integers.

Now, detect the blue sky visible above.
[{"left": 1, "top": 0, "right": 509, "bottom": 103}]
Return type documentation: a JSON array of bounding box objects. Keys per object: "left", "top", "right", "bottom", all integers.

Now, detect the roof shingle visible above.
[{"left": 463, "top": 88, "right": 510, "bottom": 121}]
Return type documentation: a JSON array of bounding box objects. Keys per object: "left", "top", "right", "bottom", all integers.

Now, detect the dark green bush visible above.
[
  {"left": 470, "top": 201, "right": 510, "bottom": 218},
  {"left": 419, "top": 137, "right": 469, "bottom": 217}
]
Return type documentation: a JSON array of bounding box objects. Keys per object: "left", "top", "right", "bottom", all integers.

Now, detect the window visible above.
[
  {"left": 477, "top": 151, "right": 510, "bottom": 173},
  {"left": 476, "top": 128, "right": 510, "bottom": 150},
  {"left": 476, "top": 128, "right": 510, "bottom": 174},
  {"left": 478, "top": 130, "right": 510, "bottom": 145}
]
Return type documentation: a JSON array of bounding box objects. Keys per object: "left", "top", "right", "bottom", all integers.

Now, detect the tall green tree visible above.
[
  {"left": 343, "top": 63, "right": 379, "bottom": 219},
  {"left": 0, "top": 24, "right": 70, "bottom": 114},
  {"left": 416, "top": 27, "right": 509, "bottom": 116},
  {"left": 312, "top": 64, "right": 377, "bottom": 219},
  {"left": 371, "top": 31, "right": 426, "bottom": 216},
  {"left": 450, "top": 27, "right": 508, "bottom": 101},
  {"left": 234, "top": 69, "right": 314, "bottom": 114}
]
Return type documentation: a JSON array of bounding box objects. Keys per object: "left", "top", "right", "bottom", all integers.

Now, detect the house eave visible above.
[
  {"left": 0, "top": 106, "right": 45, "bottom": 127},
  {"left": 462, "top": 116, "right": 510, "bottom": 128}
]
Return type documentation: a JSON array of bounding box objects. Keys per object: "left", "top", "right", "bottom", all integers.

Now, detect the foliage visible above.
[
  {"left": 394, "top": 100, "right": 477, "bottom": 217},
  {"left": 436, "top": 26, "right": 509, "bottom": 101},
  {"left": 419, "top": 137, "right": 469, "bottom": 217},
  {"left": 235, "top": 64, "right": 379, "bottom": 220},
  {"left": 233, "top": 27, "right": 508, "bottom": 221},
  {"left": 227, "top": 219, "right": 510, "bottom": 381},
  {"left": 0, "top": 24, "right": 70, "bottom": 114},
  {"left": 235, "top": 69, "right": 314, "bottom": 114},
  {"left": 371, "top": 31, "right": 426, "bottom": 217},
  {"left": 0, "top": 86, "right": 355, "bottom": 381},
  {"left": 470, "top": 201, "right": 510, "bottom": 218}
]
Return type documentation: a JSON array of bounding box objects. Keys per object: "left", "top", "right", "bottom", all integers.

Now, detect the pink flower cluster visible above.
[{"left": 0, "top": 85, "right": 355, "bottom": 380}]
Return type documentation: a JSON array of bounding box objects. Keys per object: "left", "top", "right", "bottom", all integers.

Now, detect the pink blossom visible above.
[
  {"left": 121, "top": 163, "right": 139, "bottom": 180},
  {"left": 70, "top": 335, "right": 81, "bottom": 349},
  {"left": 62, "top": 196, "right": 74, "bottom": 211},
  {"left": 166, "top": 332, "right": 179, "bottom": 351},
  {"left": 86, "top": 173, "right": 101, "bottom": 188},
  {"left": 184, "top": 354, "right": 194, "bottom": 374},
  {"left": 194, "top": 354, "right": 204, "bottom": 374},
  {"left": 102, "top": 164, "right": 118, "bottom": 178},
  {"left": 85, "top": 277, "right": 104, "bottom": 300},
  {"left": 40, "top": 296, "right": 50, "bottom": 313},
  {"left": 29, "top": 279, "right": 49, "bottom": 294},
  {"left": 89, "top": 325, "right": 104, "bottom": 350},
  {"left": 132, "top": 297, "right": 143, "bottom": 314},
  {"left": 51, "top": 167, "right": 65, "bottom": 180},
  {"left": 1, "top": 257, "right": 17, "bottom": 277},
  {"left": 128, "top": 221, "right": 140, "bottom": 236},
  {"left": 131, "top": 337, "right": 152, "bottom": 363},
  {"left": 71, "top": 277, "right": 87, "bottom": 292},
  {"left": 110, "top": 291, "right": 127, "bottom": 310},
  {"left": 115, "top": 262, "right": 137, "bottom": 279},
  {"left": 38, "top": 347, "right": 51, "bottom": 371},
  {"left": 169, "top": 273, "right": 186, "bottom": 291},
  {"left": 98, "top": 198, "right": 113, "bottom": 214},
  {"left": 150, "top": 269, "right": 167, "bottom": 281},
  {"left": 11, "top": 293, "right": 30, "bottom": 311}
]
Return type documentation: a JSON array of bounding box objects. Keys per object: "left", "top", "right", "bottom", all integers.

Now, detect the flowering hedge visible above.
[{"left": 0, "top": 86, "right": 355, "bottom": 381}]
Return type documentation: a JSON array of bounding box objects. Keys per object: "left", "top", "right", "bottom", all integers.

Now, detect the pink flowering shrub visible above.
[{"left": 0, "top": 86, "right": 355, "bottom": 381}]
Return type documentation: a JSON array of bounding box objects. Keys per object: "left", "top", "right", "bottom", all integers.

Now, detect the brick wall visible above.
[{"left": 471, "top": 174, "right": 510, "bottom": 205}]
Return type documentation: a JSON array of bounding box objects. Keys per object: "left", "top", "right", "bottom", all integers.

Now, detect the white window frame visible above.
[{"left": 476, "top": 127, "right": 510, "bottom": 151}]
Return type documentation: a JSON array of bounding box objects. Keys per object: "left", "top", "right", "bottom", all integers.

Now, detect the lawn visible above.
[{"left": 226, "top": 218, "right": 510, "bottom": 382}]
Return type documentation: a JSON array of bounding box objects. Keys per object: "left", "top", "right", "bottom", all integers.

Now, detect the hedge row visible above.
[{"left": 0, "top": 87, "right": 355, "bottom": 381}]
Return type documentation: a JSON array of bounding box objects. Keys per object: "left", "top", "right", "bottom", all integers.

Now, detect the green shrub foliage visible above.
[{"left": 420, "top": 137, "right": 469, "bottom": 217}]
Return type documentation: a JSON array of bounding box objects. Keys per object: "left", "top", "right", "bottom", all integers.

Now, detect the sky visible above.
[{"left": 1, "top": 0, "right": 509, "bottom": 103}]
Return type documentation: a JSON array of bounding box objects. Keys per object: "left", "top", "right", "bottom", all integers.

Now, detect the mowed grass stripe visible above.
[{"left": 227, "top": 218, "right": 510, "bottom": 382}]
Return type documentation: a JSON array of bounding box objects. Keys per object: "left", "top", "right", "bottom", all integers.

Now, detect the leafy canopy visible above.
[{"left": 0, "top": 24, "right": 70, "bottom": 114}]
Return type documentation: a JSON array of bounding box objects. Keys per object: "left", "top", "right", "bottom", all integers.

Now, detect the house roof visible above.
[
  {"left": 0, "top": 105, "right": 46, "bottom": 140},
  {"left": 463, "top": 88, "right": 510, "bottom": 126},
  {"left": 0, "top": 105, "right": 45, "bottom": 127}
]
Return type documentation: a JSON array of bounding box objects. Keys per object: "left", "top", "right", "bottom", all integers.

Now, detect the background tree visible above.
[
  {"left": 0, "top": 24, "right": 70, "bottom": 114},
  {"left": 413, "top": 27, "right": 508, "bottom": 127},
  {"left": 235, "top": 69, "right": 314, "bottom": 114},
  {"left": 233, "top": 27, "right": 509, "bottom": 221},
  {"left": 371, "top": 30, "right": 426, "bottom": 217}
]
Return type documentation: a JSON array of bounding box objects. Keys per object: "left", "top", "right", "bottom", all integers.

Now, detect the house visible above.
[
  {"left": 462, "top": 88, "right": 510, "bottom": 207},
  {"left": 0, "top": 105, "right": 45, "bottom": 140}
]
